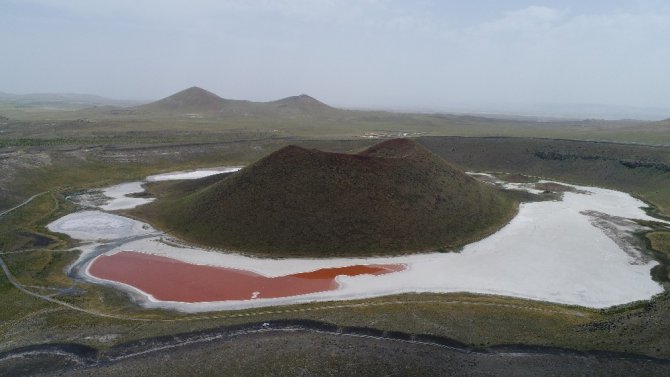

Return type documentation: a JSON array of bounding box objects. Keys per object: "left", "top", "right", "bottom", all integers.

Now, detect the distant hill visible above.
[
  {"left": 135, "top": 86, "right": 337, "bottom": 117},
  {"left": 134, "top": 138, "right": 517, "bottom": 257},
  {"left": 137, "top": 86, "right": 240, "bottom": 113},
  {"left": 268, "top": 94, "right": 334, "bottom": 115}
]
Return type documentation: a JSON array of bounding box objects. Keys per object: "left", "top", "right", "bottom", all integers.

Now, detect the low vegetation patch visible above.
[{"left": 648, "top": 231, "right": 670, "bottom": 256}]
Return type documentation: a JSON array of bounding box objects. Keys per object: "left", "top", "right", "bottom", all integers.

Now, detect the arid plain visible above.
[{"left": 1, "top": 88, "right": 670, "bottom": 376}]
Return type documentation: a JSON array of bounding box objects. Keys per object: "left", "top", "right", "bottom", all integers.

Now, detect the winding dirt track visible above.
[
  {"left": 0, "top": 255, "right": 128, "bottom": 320},
  {"left": 0, "top": 192, "right": 47, "bottom": 218}
]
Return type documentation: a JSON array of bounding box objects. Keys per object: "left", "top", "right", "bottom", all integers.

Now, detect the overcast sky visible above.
[{"left": 2, "top": 0, "right": 670, "bottom": 112}]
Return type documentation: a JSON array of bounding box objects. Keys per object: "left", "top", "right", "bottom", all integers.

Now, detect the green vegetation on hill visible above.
[{"left": 135, "top": 139, "right": 517, "bottom": 257}]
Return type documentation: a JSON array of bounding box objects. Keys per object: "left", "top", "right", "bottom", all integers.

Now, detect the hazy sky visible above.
[{"left": 2, "top": 0, "right": 670, "bottom": 110}]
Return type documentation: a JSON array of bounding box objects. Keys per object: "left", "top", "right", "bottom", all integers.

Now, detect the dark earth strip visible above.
[{"left": 1, "top": 320, "right": 669, "bottom": 376}]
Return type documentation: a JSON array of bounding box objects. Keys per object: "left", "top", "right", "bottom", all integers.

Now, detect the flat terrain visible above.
[
  {"left": 1, "top": 89, "right": 669, "bottom": 148},
  {"left": 0, "top": 100, "right": 669, "bottom": 375}
]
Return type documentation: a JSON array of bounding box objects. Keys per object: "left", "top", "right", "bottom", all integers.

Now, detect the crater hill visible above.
[{"left": 134, "top": 139, "right": 517, "bottom": 257}]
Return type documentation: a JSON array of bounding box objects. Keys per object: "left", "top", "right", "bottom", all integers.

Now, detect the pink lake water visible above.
[{"left": 89, "top": 251, "right": 405, "bottom": 302}]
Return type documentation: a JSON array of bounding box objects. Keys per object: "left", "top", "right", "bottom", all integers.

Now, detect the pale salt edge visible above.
[
  {"left": 99, "top": 182, "right": 154, "bottom": 211},
  {"left": 90, "top": 167, "right": 242, "bottom": 211},
  {"left": 47, "top": 210, "right": 156, "bottom": 241},
  {"left": 145, "top": 167, "right": 242, "bottom": 182},
  {"left": 48, "top": 168, "right": 669, "bottom": 312}
]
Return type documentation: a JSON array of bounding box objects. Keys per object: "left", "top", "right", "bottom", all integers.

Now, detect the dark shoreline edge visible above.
[{"left": 2, "top": 319, "right": 669, "bottom": 375}]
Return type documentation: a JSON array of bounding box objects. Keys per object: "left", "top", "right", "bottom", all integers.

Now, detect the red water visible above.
[{"left": 88, "top": 251, "right": 404, "bottom": 303}]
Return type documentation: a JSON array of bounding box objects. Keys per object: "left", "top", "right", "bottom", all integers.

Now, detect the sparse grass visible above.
[
  {"left": 647, "top": 231, "right": 670, "bottom": 282},
  {"left": 0, "top": 192, "right": 66, "bottom": 252},
  {"left": 648, "top": 231, "right": 670, "bottom": 256},
  {"left": 1, "top": 134, "right": 670, "bottom": 373},
  {"left": 3, "top": 102, "right": 670, "bottom": 147},
  {"left": 5, "top": 250, "right": 76, "bottom": 288}
]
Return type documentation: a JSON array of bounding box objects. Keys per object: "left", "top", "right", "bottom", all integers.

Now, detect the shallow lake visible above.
[{"left": 48, "top": 167, "right": 667, "bottom": 312}]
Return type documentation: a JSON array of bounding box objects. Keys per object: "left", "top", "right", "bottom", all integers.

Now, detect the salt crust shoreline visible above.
[
  {"left": 145, "top": 167, "right": 242, "bottom": 182},
  {"left": 48, "top": 168, "right": 668, "bottom": 312},
  {"left": 87, "top": 167, "right": 243, "bottom": 212}
]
